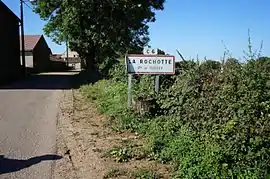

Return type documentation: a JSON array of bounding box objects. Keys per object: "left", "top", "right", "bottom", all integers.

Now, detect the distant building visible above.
[
  {"left": 50, "top": 54, "right": 63, "bottom": 62},
  {"left": 49, "top": 54, "right": 69, "bottom": 71},
  {"left": 61, "top": 48, "right": 81, "bottom": 70},
  {"left": 20, "top": 35, "right": 52, "bottom": 72},
  {"left": 0, "top": 1, "right": 21, "bottom": 84}
]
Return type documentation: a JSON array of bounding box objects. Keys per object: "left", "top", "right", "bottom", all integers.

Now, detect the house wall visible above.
[
  {"left": 74, "top": 63, "right": 81, "bottom": 70},
  {"left": 25, "top": 52, "right": 34, "bottom": 68},
  {"left": 61, "top": 49, "right": 79, "bottom": 58},
  {"left": 32, "top": 36, "right": 51, "bottom": 72},
  {"left": 21, "top": 51, "right": 34, "bottom": 68},
  {"left": 0, "top": 3, "right": 21, "bottom": 84}
]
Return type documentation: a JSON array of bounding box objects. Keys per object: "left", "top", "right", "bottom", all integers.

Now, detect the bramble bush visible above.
[
  {"left": 81, "top": 54, "right": 270, "bottom": 178},
  {"left": 156, "top": 57, "right": 270, "bottom": 178}
]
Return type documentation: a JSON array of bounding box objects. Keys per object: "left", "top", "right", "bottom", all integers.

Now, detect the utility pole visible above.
[
  {"left": 20, "top": 0, "right": 26, "bottom": 76},
  {"left": 66, "top": 40, "right": 69, "bottom": 66}
]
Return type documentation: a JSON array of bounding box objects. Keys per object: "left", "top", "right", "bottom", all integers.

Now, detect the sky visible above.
[{"left": 2, "top": 0, "right": 270, "bottom": 60}]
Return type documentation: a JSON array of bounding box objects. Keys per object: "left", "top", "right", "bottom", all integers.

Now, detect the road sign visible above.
[
  {"left": 143, "top": 48, "right": 158, "bottom": 55},
  {"left": 125, "top": 54, "right": 175, "bottom": 74}
]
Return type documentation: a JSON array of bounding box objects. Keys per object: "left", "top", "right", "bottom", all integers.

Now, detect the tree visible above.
[
  {"left": 158, "top": 49, "right": 165, "bottom": 55},
  {"left": 33, "top": 0, "right": 165, "bottom": 69}
]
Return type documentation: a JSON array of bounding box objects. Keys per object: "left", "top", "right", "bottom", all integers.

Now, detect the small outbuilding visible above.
[{"left": 20, "top": 35, "right": 52, "bottom": 72}]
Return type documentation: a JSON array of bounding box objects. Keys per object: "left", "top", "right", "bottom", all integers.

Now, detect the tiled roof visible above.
[
  {"left": 50, "top": 54, "right": 64, "bottom": 62},
  {"left": 20, "top": 35, "right": 42, "bottom": 51}
]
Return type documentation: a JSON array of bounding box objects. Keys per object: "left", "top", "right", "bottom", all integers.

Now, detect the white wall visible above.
[
  {"left": 20, "top": 52, "right": 34, "bottom": 68},
  {"left": 61, "top": 49, "right": 79, "bottom": 58}
]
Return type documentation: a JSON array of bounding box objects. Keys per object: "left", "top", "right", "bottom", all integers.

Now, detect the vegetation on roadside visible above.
[
  {"left": 131, "top": 169, "right": 161, "bottom": 179},
  {"left": 103, "top": 168, "right": 162, "bottom": 179},
  {"left": 80, "top": 40, "right": 270, "bottom": 178},
  {"left": 106, "top": 147, "right": 133, "bottom": 163},
  {"left": 103, "top": 168, "right": 128, "bottom": 179}
]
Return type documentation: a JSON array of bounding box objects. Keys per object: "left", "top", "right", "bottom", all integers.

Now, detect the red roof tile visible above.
[{"left": 20, "top": 35, "right": 42, "bottom": 51}]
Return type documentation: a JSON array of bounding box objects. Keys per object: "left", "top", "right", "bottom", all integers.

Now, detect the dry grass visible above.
[{"left": 53, "top": 88, "right": 171, "bottom": 179}]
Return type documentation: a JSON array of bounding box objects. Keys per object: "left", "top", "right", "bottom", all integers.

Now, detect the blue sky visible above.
[
  {"left": 149, "top": 0, "right": 270, "bottom": 60},
  {"left": 3, "top": 0, "right": 270, "bottom": 60}
]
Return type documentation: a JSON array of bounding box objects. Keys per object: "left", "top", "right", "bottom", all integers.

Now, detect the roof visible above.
[
  {"left": 61, "top": 48, "right": 79, "bottom": 58},
  {"left": 0, "top": 1, "right": 20, "bottom": 21},
  {"left": 20, "top": 35, "right": 42, "bottom": 51},
  {"left": 50, "top": 55, "right": 65, "bottom": 62}
]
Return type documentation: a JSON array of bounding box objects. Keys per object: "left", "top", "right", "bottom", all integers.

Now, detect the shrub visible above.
[
  {"left": 105, "top": 58, "right": 127, "bottom": 82},
  {"left": 163, "top": 128, "right": 228, "bottom": 178},
  {"left": 156, "top": 58, "right": 270, "bottom": 178},
  {"left": 81, "top": 56, "right": 270, "bottom": 178}
]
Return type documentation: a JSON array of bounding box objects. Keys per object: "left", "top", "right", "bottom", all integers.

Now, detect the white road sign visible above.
[
  {"left": 143, "top": 48, "right": 158, "bottom": 55},
  {"left": 126, "top": 55, "right": 175, "bottom": 74}
]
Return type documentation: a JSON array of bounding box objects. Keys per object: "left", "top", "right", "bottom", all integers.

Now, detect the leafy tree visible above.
[
  {"left": 32, "top": 0, "right": 165, "bottom": 69},
  {"left": 158, "top": 49, "right": 165, "bottom": 55}
]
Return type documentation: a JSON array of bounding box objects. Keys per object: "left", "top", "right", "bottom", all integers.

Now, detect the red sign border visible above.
[{"left": 126, "top": 54, "right": 175, "bottom": 75}]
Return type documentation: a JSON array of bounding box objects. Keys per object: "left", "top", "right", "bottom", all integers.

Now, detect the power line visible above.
[{"left": 22, "top": 1, "right": 34, "bottom": 11}]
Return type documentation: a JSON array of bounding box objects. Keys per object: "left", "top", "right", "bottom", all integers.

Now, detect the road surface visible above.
[{"left": 0, "top": 72, "right": 77, "bottom": 179}]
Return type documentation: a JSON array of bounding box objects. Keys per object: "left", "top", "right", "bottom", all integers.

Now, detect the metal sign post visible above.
[
  {"left": 125, "top": 55, "right": 133, "bottom": 108},
  {"left": 127, "top": 74, "right": 132, "bottom": 108},
  {"left": 155, "top": 75, "right": 160, "bottom": 95},
  {"left": 125, "top": 48, "right": 175, "bottom": 108}
]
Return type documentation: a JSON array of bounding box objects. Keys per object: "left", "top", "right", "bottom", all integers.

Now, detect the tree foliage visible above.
[{"left": 33, "top": 0, "right": 165, "bottom": 68}]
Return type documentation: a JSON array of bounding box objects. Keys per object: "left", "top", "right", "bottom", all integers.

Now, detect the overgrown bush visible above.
[
  {"left": 81, "top": 55, "right": 270, "bottom": 178},
  {"left": 156, "top": 58, "right": 270, "bottom": 178}
]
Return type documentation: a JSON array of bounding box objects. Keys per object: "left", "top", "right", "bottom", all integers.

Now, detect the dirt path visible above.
[{"left": 53, "top": 88, "right": 171, "bottom": 179}]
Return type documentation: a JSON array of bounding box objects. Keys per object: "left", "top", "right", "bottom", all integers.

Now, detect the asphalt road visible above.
[{"left": 0, "top": 72, "right": 77, "bottom": 179}]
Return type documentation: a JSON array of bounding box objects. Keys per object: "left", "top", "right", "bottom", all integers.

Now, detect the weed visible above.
[
  {"left": 131, "top": 169, "right": 161, "bottom": 179},
  {"left": 103, "top": 168, "right": 128, "bottom": 178},
  {"left": 107, "top": 147, "right": 133, "bottom": 163}
]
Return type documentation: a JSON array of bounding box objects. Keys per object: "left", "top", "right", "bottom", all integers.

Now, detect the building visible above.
[
  {"left": 50, "top": 54, "right": 63, "bottom": 61},
  {"left": 0, "top": 1, "right": 21, "bottom": 84},
  {"left": 61, "top": 48, "right": 82, "bottom": 70},
  {"left": 20, "top": 35, "right": 52, "bottom": 72},
  {"left": 49, "top": 54, "right": 69, "bottom": 71}
]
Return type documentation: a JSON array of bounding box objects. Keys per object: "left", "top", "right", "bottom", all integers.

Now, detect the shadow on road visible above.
[
  {"left": 72, "top": 69, "right": 103, "bottom": 89},
  {"left": 0, "top": 69, "right": 103, "bottom": 90},
  {"left": 0, "top": 154, "right": 62, "bottom": 174}
]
